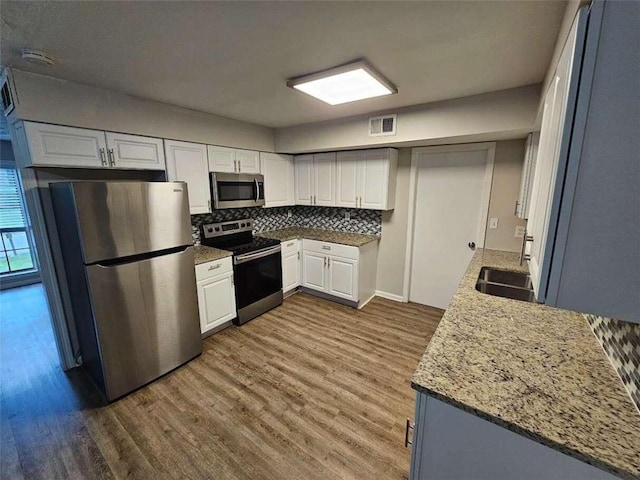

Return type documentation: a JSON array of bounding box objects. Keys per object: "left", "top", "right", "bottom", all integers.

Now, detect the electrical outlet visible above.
[
  {"left": 489, "top": 218, "right": 499, "bottom": 229},
  {"left": 344, "top": 211, "right": 351, "bottom": 221},
  {"left": 515, "top": 226, "right": 526, "bottom": 238},
  {"left": 287, "top": 210, "right": 292, "bottom": 219}
]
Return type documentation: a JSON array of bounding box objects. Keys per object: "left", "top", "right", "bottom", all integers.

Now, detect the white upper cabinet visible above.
[
  {"left": 23, "top": 122, "right": 107, "bottom": 168},
  {"left": 208, "top": 146, "right": 260, "bottom": 174},
  {"left": 335, "top": 148, "right": 398, "bottom": 210},
  {"left": 294, "top": 154, "right": 314, "bottom": 205},
  {"left": 21, "top": 122, "right": 165, "bottom": 171},
  {"left": 165, "top": 140, "right": 211, "bottom": 215},
  {"left": 207, "top": 145, "right": 236, "bottom": 173},
  {"left": 516, "top": 132, "right": 540, "bottom": 219},
  {"left": 313, "top": 152, "right": 336, "bottom": 206},
  {"left": 235, "top": 149, "right": 260, "bottom": 174},
  {"left": 294, "top": 153, "right": 336, "bottom": 206},
  {"left": 260, "top": 152, "right": 295, "bottom": 207},
  {"left": 104, "top": 132, "right": 166, "bottom": 170},
  {"left": 336, "top": 151, "right": 359, "bottom": 208}
]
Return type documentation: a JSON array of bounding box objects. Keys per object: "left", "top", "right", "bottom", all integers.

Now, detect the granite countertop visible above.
[
  {"left": 412, "top": 249, "right": 640, "bottom": 479},
  {"left": 192, "top": 245, "right": 232, "bottom": 265},
  {"left": 258, "top": 227, "right": 379, "bottom": 247}
]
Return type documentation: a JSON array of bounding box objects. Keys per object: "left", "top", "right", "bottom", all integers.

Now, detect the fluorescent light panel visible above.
[{"left": 287, "top": 61, "right": 397, "bottom": 105}]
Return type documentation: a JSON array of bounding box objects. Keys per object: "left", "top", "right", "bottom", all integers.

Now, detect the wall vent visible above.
[{"left": 369, "top": 114, "right": 396, "bottom": 137}]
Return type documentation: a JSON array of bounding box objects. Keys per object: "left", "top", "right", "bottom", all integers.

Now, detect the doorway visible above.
[{"left": 405, "top": 143, "right": 495, "bottom": 309}]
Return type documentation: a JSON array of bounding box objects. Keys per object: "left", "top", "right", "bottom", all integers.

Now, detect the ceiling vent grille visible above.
[{"left": 369, "top": 114, "right": 397, "bottom": 137}]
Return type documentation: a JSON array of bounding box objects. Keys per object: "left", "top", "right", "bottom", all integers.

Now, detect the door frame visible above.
[{"left": 402, "top": 142, "right": 495, "bottom": 302}]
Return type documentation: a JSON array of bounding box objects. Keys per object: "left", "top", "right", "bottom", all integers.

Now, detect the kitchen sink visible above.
[
  {"left": 477, "top": 267, "right": 532, "bottom": 289},
  {"left": 475, "top": 267, "right": 536, "bottom": 303}
]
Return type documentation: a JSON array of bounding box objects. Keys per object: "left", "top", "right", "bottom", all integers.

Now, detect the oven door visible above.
[
  {"left": 233, "top": 245, "right": 283, "bottom": 324},
  {"left": 211, "top": 172, "right": 265, "bottom": 209}
]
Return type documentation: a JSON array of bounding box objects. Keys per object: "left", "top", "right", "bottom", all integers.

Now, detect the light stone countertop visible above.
[
  {"left": 192, "top": 245, "right": 232, "bottom": 265},
  {"left": 412, "top": 249, "right": 640, "bottom": 480},
  {"left": 257, "top": 227, "right": 379, "bottom": 247}
]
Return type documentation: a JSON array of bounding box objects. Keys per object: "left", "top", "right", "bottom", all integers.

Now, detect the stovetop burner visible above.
[{"left": 200, "top": 218, "right": 281, "bottom": 255}]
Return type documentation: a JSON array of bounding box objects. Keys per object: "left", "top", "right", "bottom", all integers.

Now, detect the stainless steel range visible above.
[{"left": 200, "top": 219, "right": 282, "bottom": 325}]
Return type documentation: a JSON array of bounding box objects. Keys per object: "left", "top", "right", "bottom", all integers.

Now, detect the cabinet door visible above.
[
  {"left": 197, "top": 272, "right": 237, "bottom": 334},
  {"left": 105, "top": 132, "right": 166, "bottom": 170},
  {"left": 23, "top": 122, "right": 107, "bottom": 168},
  {"left": 261, "top": 152, "right": 295, "bottom": 207},
  {"left": 207, "top": 145, "right": 236, "bottom": 173},
  {"left": 294, "top": 155, "right": 314, "bottom": 205},
  {"left": 236, "top": 149, "right": 260, "bottom": 174},
  {"left": 327, "top": 256, "right": 358, "bottom": 301},
  {"left": 516, "top": 133, "right": 539, "bottom": 219},
  {"left": 282, "top": 251, "right": 300, "bottom": 292},
  {"left": 336, "top": 151, "right": 359, "bottom": 208},
  {"left": 165, "top": 140, "right": 211, "bottom": 214},
  {"left": 302, "top": 251, "right": 326, "bottom": 292},
  {"left": 314, "top": 152, "right": 336, "bottom": 206},
  {"left": 359, "top": 149, "right": 390, "bottom": 210}
]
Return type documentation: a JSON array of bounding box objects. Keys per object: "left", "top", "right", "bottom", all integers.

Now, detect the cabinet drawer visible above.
[
  {"left": 195, "top": 257, "right": 232, "bottom": 282},
  {"left": 281, "top": 239, "right": 299, "bottom": 256},
  {"left": 302, "top": 239, "right": 359, "bottom": 260}
]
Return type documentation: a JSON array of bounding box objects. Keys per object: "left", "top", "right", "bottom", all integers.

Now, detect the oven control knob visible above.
[
  {"left": 215, "top": 227, "right": 220, "bottom": 232},
  {"left": 207, "top": 227, "right": 213, "bottom": 232},
  {"left": 241, "top": 223, "right": 246, "bottom": 227}
]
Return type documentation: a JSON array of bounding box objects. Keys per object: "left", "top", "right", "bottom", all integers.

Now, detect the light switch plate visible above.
[
  {"left": 344, "top": 211, "right": 351, "bottom": 221},
  {"left": 515, "top": 225, "right": 526, "bottom": 238},
  {"left": 489, "top": 218, "right": 499, "bottom": 229},
  {"left": 287, "top": 210, "right": 292, "bottom": 219}
]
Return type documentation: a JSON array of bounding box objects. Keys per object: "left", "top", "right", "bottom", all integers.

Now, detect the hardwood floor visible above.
[{"left": 1, "top": 285, "right": 443, "bottom": 480}]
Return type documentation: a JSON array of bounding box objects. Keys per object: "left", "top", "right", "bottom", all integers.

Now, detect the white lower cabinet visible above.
[
  {"left": 301, "top": 239, "right": 378, "bottom": 308},
  {"left": 195, "top": 257, "right": 236, "bottom": 335},
  {"left": 281, "top": 239, "right": 301, "bottom": 294}
]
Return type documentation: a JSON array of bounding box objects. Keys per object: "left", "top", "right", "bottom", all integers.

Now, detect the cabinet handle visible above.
[
  {"left": 99, "top": 148, "right": 107, "bottom": 167},
  {"left": 404, "top": 419, "right": 414, "bottom": 448},
  {"left": 324, "top": 257, "right": 327, "bottom": 267},
  {"left": 514, "top": 200, "right": 519, "bottom": 216},
  {"left": 297, "top": 252, "right": 300, "bottom": 260},
  {"left": 525, "top": 235, "right": 534, "bottom": 242},
  {"left": 287, "top": 242, "right": 294, "bottom": 247},
  {"left": 208, "top": 263, "right": 221, "bottom": 271},
  {"left": 321, "top": 245, "right": 331, "bottom": 250},
  {"left": 327, "top": 257, "right": 330, "bottom": 267},
  {"left": 108, "top": 148, "right": 115, "bottom": 167},
  {"left": 208, "top": 199, "right": 211, "bottom": 211}
]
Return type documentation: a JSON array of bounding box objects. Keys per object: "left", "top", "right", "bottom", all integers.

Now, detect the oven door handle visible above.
[{"left": 234, "top": 245, "right": 281, "bottom": 265}]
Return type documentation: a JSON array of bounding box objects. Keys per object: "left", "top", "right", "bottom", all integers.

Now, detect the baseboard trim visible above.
[
  {"left": 375, "top": 290, "right": 405, "bottom": 303},
  {"left": 358, "top": 293, "right": 375, "bottom": 310}
]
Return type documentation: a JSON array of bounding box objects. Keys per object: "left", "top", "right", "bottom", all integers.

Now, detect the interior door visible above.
[
  {"left": 302, "top": 251, "right": 326, "bottom": 291},
  {"left": 409, "top": 147, "right": 493, "bottom": 309},
  {"left": 314, "top": 152, "right": 336, "bottom": 206},
  {"left": 105, "top": 132, "right": 166, "bottom": 170},
  {"left": 336, "top": 151, "right": 359, "bottom": 208},
  {"left": 165, "top": 140, "right": 211, "bottom": 214},
  {"left": 295, "top": 155, "right": 314, "bottom": 205}
]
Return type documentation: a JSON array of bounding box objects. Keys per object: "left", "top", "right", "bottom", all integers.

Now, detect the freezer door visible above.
[
  {"left": 69, "top": 181, "right": 192, "bottom": 264},
  {"left": 85, "top": 246, "right": 202, "bottom": 401}
]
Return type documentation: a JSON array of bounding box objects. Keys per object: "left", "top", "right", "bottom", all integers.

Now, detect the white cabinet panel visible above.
[
  {"left": 283, "top": 251, "right": 300, "bottom": 293},
  {"left": 314, "top": 152, "right": 336, "bottom": 206},
  {"left": 516, "top": 133, "right": 539, "bottom": 219},
  {"left": 208, "top": 145, "right": 236, "bottom": 173},
  {"left": 359, "top": 149, "right": 390, "bottom": 210},
  {"left": 302, "top": 251, "right": 327, "bottom": 291},
  {"left": 197, "top": 271, "right": 236, "bottom": 334},
  {"left": 236, "top": 149, "right": 260, "bottom": 174},
  {"left": 294, "top": 155, "right": 314, "bottom": 205},
  {"left": 336, "top": 151, "right": 358, "bottom": 208},
  {"left": 165, "top": 140, "right": 210, "bottom": 214},
  {"left": 105, "top": 132, "right": 165, "bottom": 170},
  {"left": 261, "top": 152, "right": 295, "bottom": 207},
  {"left": 328, "top": 256, "right": 358, "bottom": 301},
  {"left": 23, "top": 122, "right": 107, "bottom": 168}
]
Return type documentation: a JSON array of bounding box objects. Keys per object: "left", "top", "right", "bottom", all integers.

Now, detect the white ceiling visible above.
[{"left": 0, "top": 1, "right": 566, "bottom": 128}]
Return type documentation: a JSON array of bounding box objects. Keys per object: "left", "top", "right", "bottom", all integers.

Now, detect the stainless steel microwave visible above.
[{"left": 210, "top": 172, "right": 265, "bottom": 209}]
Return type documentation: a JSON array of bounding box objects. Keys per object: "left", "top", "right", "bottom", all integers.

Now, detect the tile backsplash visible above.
[
  {"left": 191, "top": 206, "right": 382, "bottom": 244},
  {"left": 585, "top": 314, "right": 640, "bottom": 411}
]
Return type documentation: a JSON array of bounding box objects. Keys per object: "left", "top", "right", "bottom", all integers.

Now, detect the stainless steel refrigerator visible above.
[{"left": 50, "top": 181, "right": 202, "bottom": 401}]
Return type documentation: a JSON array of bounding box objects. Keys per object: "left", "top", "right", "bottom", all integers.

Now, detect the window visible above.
[{"left": 0, "top": 165, "right": 36, "bottom": 274}]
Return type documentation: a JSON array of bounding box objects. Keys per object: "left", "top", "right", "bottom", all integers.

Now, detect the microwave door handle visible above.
[{"left": 255, "top": 179, "right": 259, "bottom": 202}]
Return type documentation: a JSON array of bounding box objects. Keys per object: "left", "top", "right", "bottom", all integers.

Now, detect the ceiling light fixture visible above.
[
  {"left": 21, "top": 49, "right": 55, "bottom": 66},
  {"left": 287, "top": 60, "right": 397, "bottom": 106}
]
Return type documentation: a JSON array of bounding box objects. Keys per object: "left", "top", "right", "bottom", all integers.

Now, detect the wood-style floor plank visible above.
[{"left": 1, "top": 285, "right": 442, "bottom": 479}]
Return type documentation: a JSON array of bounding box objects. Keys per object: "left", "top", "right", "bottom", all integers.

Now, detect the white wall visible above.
[
  {"left": 376, "top": 140, "right": 526, "bottom": 299},
  {"left": 275, "top": 85, "right": 540, "bottom": 154},
  {"left": 9, "top": 69, "right": 275, "bottom": 152}
]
